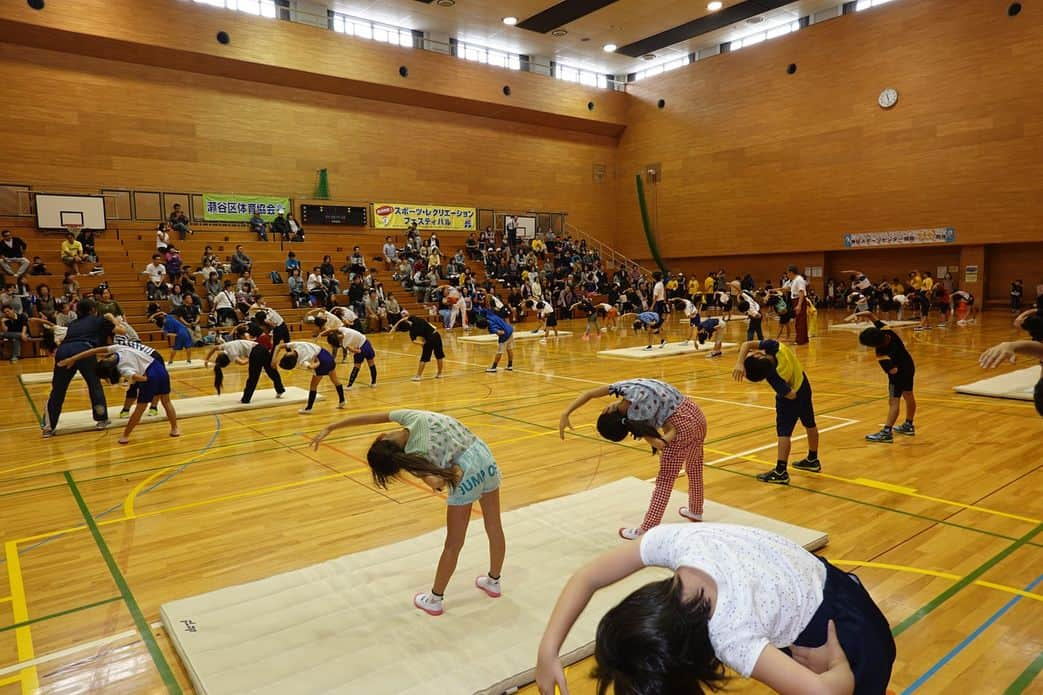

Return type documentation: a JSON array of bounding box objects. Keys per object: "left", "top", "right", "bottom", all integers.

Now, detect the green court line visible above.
[
  {"left": 63, "top": 471, "right": 182, "bottom": 695},
  {"left": 892, "top": 521, "right": 1043, "bottom": 637},
  {"left": 17, "top": 376, "right": 42, "bottom": 426},
  {"left": 0, "top": 595, "right": 121, "bottom": 634},
  {"left": 1004, "top": 650, "right": 1043, "bottom": 694}
]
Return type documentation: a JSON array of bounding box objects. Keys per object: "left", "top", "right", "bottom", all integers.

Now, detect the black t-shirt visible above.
[
  {"left": 872, "top": 320, "right": 914, "bottom": 374},
  {"left": 1, "top": 237, "right": 27, "bottom": 258},
  {"left": 408, "top": 317, "right": 437, "bottom": 342},
  {"left": 62, "top": 315, "right": 113, "bottom": 346},
  {"left": 174, "top": 303, "right": 200, "bottom": 323},
  {"left": 2, "top": 313, "right": 28, "bottom": 333}
]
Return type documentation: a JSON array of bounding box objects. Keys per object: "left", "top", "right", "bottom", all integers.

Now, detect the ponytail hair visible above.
[
  {"left": 597, "top": 412, "right": 664, "bottom": 453},
  {"left": 213, "top": 353, "right": 231, "bottom": 394},
  {"left": 96, "top": 356, "right": 121, "bottom": 385},
  {"left": 366, "top": 439, "right": 458, "bottom": 490}
]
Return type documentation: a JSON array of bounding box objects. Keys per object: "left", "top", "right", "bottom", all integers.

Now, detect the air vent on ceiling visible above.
[
  {"left": 551, "top": 29, "right": 568, "bottom": 37},
  {"left": 746, "top": 15, "right": 765, "bottom": 24}
]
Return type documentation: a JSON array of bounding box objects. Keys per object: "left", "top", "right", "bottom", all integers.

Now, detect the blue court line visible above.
[{"left": 901, "top": 572, "right": 1043, "bottom": 694}]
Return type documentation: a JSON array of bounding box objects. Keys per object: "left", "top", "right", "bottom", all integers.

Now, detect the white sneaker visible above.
[
  {"left": 298, "top": 408, "right": 313, "bottom": 414},
  {"left": 413, "top": 592, "right": 444, "bottom": 616},
  {"left": 475, "top": 575, "right": 502, "bottom": 598},
  {"left": 485, "top": 367, "right": 497, "bottom": 373},
  {"left": 411, "top": 375, "right": 422, "bottom": 382},
  {"left": 337, "top": 402, "right": 347, "bottom": 409},
  {"left": 275, "top": 391, "right": 285, "bottom": 399},
  {"left": 618, "top": 527, "right": 644, "bottom": 541},
  {"left": 435, "top": 373, "right": 445, "bottom": 379},
  {"left": 539, "top": 339, "right": 547, "bottom": 344},
  {"left": 370, "top": 383, "right": 377, "bottom": 388},
  {"left": 94, "top": 419, "right": 111, "bottom": 430},
  {"left": 679, "top": 506, "right": 703, "bottom": 522}
]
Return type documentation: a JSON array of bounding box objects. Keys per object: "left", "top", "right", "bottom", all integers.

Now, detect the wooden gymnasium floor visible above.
[{"left": 0, "top": 309, "right": 1040, "bottom": 695}]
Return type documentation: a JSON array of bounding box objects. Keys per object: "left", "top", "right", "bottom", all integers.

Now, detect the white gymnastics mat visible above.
[
  {"left": 828, "top": 320, "right": 919, "bottom": 331},
  {"left": 459, "top": 330, "right": 572, "bottom": 343},
  {"left": 159, "top": 477, "right": 827, "bottom": 695},
  {"left": 51, "top": 387, "right": 315, "bottom": 434},
  {"left": 20, "top": 360, "right": 206, "bottom": 385},
  {"left": 598, "top": 341, "right": 736, "bottom": 359},
  {"left": 954, "top": 367, "right": 1038, "bottom": 401}
]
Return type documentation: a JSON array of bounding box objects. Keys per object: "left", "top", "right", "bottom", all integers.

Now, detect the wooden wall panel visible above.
[
  {"left": 616, "top": 0, "right": 1043, "bottom": 256},
  {"left": 0, "top": 45, "right": 618, "bottom": 238},
  {"left": 985, "top": 243, "right": 1043, "bottom": 302},
  {"left": 0, "top": 0, "right": 625, "bottom": 137}
]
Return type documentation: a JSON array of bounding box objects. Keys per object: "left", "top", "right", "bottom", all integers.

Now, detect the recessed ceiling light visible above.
[
  {"left": 642, "top": 53, "right": 656, "bottom": 61},
  {"left": 435, "top": 0, "right": 455, "bottom": 6},
  {"left": 603, "top": 43, "right": 617, "bottom": 52},
  {"left": 708, "top": 1, "right": 723, "bottom": 10},
  {"left": 746, "top": 15, "right": 765, "bottom": 24},
  {"left": 551, "top": 29, "right": 568, "bottom": 37},
  {"left": 502, "top": 16, "right": 517, "bottom": 26}
]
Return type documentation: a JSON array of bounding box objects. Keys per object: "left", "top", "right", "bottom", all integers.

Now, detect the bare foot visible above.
[
  {"left": 170, "top": 430, "right": 181, "bottom": 437},
  {"left": 118, "top": 437, "right": 130, "bottom": 445}
]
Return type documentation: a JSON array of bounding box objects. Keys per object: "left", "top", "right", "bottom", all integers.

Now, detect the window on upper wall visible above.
[
  {"left": 456, "top": 42, "right": 523, "bottom": 70},
  {"left": 630, "top": 56, "right": 689, "bottom": 82},
  {"left": 730, "top": 20, "right": 800, "bottom": 51},
  {"left": 554, "top": 64, "right": 609, "bottom": 89},
  {"left": 855, "top": 0, "right": 896, "bottom": 10},
  {"left": 330, "top": 12, "right": 414, "bottom": 48},
  {"left": 194, "top": 0, "right": 278, "bottom": 18}
]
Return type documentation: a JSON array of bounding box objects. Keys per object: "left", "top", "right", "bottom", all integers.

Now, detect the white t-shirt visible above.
[
  {"left": 261, "top": 306, "right": 284, "bottom": 327},
  {"left": 854, "top": 275, "right": 872, "bottom": 291},
  {"left": 740, "top": 292, "right": 761, "bottom": 317},
  {"left": 789, "top": 275, "right": 808, "bottom": 299},
  {"left": 537, "top": 301, "right": 554, "bottom": 318},
  {"left": 640, "top": 523, "right": 826, "bottom": 678},
  {"left": 335, "top": 307, "right": 358, "bottom": 324},
  {"left": 221, "top": 339, "right": 256, "bottom": 361},
  {"left": 212, "top": 289, "right": 235, "bottom": 310},
  {"left": 321, "top": 311, "right": 343, "bottom": 331},
  {"left": 144, "top": 263, "right": 166, "bottom": 284},
  {"left": 155, "top": 229, "right": 169, "bottom": 249},
  {"left": 106, "top": 344, "right": 156, "bottom": 378},
  {"left": 677, "top": 299, "right": 698, "bottom": 318},
  {"left": 337, "top": 327, "right": 367, "bottom": 350},
  {"left": 287, "top": 341, "right": 321, "bottom": 369},
  {"left": 653, "top": 281, "right": 666, "bottom": 302}
]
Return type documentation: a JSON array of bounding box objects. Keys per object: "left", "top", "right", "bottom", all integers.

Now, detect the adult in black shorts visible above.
[
  {"left": 852, "top": 311, "right": 916, "bottom": 443},
  {"left": 392, "top": 315, "right": 445, "bottom": 381},
  {"left": 42, "top": 298, "right": 114, "bottom": 437}
]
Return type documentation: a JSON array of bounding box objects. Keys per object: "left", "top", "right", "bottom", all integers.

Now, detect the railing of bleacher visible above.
[{"left": 563, "top": 222, "right": 655, "bottom": 280}]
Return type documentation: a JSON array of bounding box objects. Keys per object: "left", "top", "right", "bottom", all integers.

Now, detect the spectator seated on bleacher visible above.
[
  {"left": 237, "top": 270, "right": 258, "bottom": 298},
  {"left": 1, "top": 229, "right": 31, "bottom": 280},
  {"left": 249, "top": 211, "right": 268, "bottom": 241},
  {"left": 364, "top": 289, "right": 388, "bottom": 332},
  {"left": 1, "top": 304, "right": 29, "bottom": 362},
  {"left": 155, "top": 223, "right": 171, "bottom": 253},
  {"left": 142, "top": 253, "right": 169, "bottom": 300},
  {"left": 320, "top": 255, "right": 340, "bottom": 294},
  {"left": 285, "top": 250, "right": 301, "bottom": 275},
  {"left": 60, "top": 231, "right": 87, "bottom": 276},
  {"left": 164, "top": 246, "right": 184, "bottom": 283},
  {"left": 92, "top": 286, "right": 123, "bottom": 319},
  {"left": 199, "top": 246, "right": 222, "bottom": 279},
  {"left": 212, "top": 279, "right": 239, "bottom": 327},
  {"left": 306, "top": 266, "right": 328, "bottom": 308},
  {"left": 76, "top": 228, "right": 102, "bottom": 272},
  {"left": 271, "top": 210, "right": 291, "bottom": 241},
  {"left": 381, "top": 236, "right": 398, "bottom": 271},
  {"left": 204, "top": 271, "right": 222, "bottom": 310},
  {"left": 28, "top": 256, "right": 51, "bottom": 276},
  {"left": 287, "top": 213, "right": 304, "bottom": 242},
  {"left": 342, "top": 247, "right": 366, "bottom": 280},
  {"left": 465, "top": 232, "right": 480, "bottom": 260},
  {"left": 169, "top": 203, "right": 193, "bottom": 240},
  {"left": 287, "top": 268, "right": 307, "bottom": 308},
  {"left": 231, "top": 245, "right": 252, "bottom": 274},
  {"left": 30, "top": 283, "right": 59, "bottom": 323}
]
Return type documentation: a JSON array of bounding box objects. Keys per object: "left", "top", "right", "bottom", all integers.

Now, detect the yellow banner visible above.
[{"left": 373, "top": 203, "right": 476, "bottom": 230}]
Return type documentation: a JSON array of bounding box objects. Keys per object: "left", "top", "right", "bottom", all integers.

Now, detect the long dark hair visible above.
[
  {"left": 366, "top": 439, "right": 458, "bottom": 490},
  {"left": 593, "top": 578, "right": 725, "bottom": 695},
  {"left": 96, "top": 356, "right": 121, "bottom": 385},
  {"left": 213, "top": 353, "right": 231, "bottom": 394},
  {"left": 326, "top": 332, "right": 343, "bottom": 349},
  {"left": 597, "top": 411, "right": 665, "bottom": 453}
]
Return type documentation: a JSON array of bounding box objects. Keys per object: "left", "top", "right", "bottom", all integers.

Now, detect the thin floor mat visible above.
[
  {"left": 160, "top": 477, "right": 826, "bottom": 695},
  {"left": 20, "top": 359, "right": 206, "bottom": 385},
  {"left": 459, "top": 330, "right": 573, "bottom": 343},
  {"left": 954, "top": 366, "right": 1038, "bottom": 401},
  {"left": 598, "top": 341, "right": 736, "bottom": 359}
]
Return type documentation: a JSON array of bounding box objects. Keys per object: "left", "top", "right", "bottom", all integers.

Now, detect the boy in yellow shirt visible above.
[
  {"left": 703, "top": 273, "right": 715, "bottom": 310},
  {"left": 733, "top": 339, "right": 822, "bottom": 484},
  {"left": 60, "top": 231, "right": 85, "bottom": 275}
]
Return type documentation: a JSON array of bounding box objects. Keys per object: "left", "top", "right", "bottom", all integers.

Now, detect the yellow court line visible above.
[
  {"left": 0, "top": 595, "right": 11, "bottom": 604},
  {"left": 704, "top": 447, "right": 1041, "bottom": 525},
  {"left": 830, "top": 560, "right": 1043, "bottom": 603},
  {"left": 4, "top": 542, "right": 40, "bottom": 693},
  {"left": 0, "top": 673, "right": 26, "bottom": 689}
]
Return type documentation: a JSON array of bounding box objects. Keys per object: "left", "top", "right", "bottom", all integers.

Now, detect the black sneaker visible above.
[
  {"left": 893, "top": 422, "right": 915, "bottom": 436},
  {"left": 792, "top": 458, "right": 822, "bottom": 472},
  {"left": 757, "top": 469, "right": 790, "bottom": 485}
]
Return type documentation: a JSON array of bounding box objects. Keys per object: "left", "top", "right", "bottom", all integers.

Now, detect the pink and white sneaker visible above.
[
  {"left": 475, "top": 575, "right": 502, "bottom": 598},
  {"left": 413, "top": 592, "right": 444, "bottom": 616},
  {"left": 679, "top": 506, "right": 703, "bottom": 522}
]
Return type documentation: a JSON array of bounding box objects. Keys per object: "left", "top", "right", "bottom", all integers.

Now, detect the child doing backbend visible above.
[
  {"left": 559, "top": 378, "right": 707, "bottom": 540},
  {"left": 310, "top": 409, "right": 505, "bottom": 616},
  {"left": 536, "top": 523, "right": 895, "bottom": 695}
]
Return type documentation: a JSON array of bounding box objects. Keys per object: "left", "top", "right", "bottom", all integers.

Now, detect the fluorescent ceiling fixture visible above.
[
  {"left": 707, "top": 1, "right": 723, "bottom": 10},
  {"left": 603, "top": 43, "right": 617, "bottom": 52},
  {"left": 502, "top": 16, "right": 518, "bottom": 25}
]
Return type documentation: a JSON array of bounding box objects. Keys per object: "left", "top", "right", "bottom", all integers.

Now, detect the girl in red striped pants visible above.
[{"left": 559, "top": 378, "right": 707, "bottom": 540}]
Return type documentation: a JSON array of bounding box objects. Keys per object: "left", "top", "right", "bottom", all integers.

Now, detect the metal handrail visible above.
[{"left": 563, "top": 222, "right": 655, "bottom": 279}]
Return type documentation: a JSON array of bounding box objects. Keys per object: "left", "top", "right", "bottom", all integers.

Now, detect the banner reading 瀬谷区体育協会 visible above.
[
  {"left": 373, "top": 203, "right": 476, "bottom": 230},
  {"left": 203, "top": 194, "right": 291, "bottom": 222}
]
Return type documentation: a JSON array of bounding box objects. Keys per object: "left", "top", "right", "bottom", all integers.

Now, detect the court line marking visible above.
[
  {"left": 4, "top": 541, "right": 38, "bottom": 694},
  {"left": 0, "top": 596, "right": 123, "bottom": 634},
  {"left": 0, "top": 621, "right": 164, "bottom": 678},
  {"left": 830, "top": 561, "right": 1043, "bottom": 603},
  {"left": 891, "top": 521, "right": 1043, "bottom": 637},
  {"left": 1005, "top": 649, "right": 1043, "bottom": 695},
  {"left": 900, "top": 572, "right": 1043, "bottom": 694},
  {"left": 703, "top": 421, "right": 859, "bottom": 466}
]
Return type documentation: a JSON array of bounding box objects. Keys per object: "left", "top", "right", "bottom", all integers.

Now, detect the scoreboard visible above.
[{"left": 300, "top": 204, "right": 368, "bottom": 226}]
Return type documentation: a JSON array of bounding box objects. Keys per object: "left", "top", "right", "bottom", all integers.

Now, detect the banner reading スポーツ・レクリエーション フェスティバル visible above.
[
  {"left": 203, "top": 194, "right": 291, "bottom": 222},
  {"left": 373, "top": 203, "right": 476, "bottom": 230}
]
